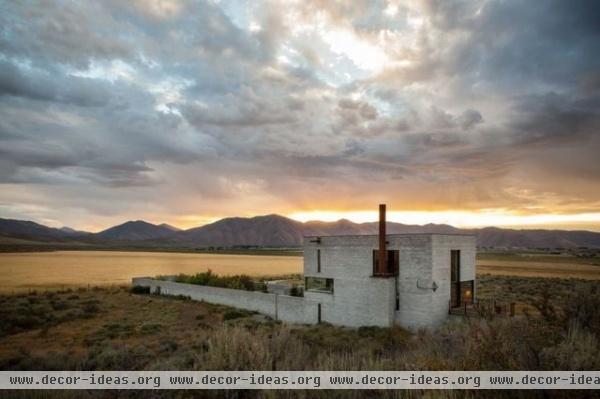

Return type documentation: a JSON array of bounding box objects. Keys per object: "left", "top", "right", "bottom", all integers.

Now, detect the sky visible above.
[{"left": 0, "top": 0, "right": 599, "bottom": 232}]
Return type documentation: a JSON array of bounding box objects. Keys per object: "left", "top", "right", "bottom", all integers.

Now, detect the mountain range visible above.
[{"left": 1, "top": 214, "right": 599, "bottom": 249}]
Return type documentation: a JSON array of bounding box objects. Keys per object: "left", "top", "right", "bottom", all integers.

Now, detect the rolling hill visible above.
[
  {"left": 1, "top": 215, "right": 599, "bottom": 249},
  {"left": 95, "top": 220, "right": 178, "bottom": 241},
  {"left": 174, "top": 214, "right": 305, "bottom": 247},
  {"left": 0, "top": 219, "right": 84, "bottom": 242}
]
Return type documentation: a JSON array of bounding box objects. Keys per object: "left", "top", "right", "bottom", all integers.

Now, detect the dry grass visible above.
[
  {"left": 1, "top": 275, "right": 600, "bottom": 399},
  {"left": 477, "top": 252, "right": 600, "bottom": 266},
  {"left": 477, "top": 260, "right": 600, "bottom": 280},
  {"left": 0, "top": 251, "right": 304, "bottom": 293}
]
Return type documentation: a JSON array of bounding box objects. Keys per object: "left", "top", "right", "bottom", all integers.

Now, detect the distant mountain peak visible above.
[
  {"left": 59, "top": 226, "right": 89, "bottom": 236},
  {"left": 252, "top": 213, "right": 292, "bottom": 221},
  {"left": 123, "top": 220, "right": 153, "bottom": 225},
  {"left": 96, "top": 220, "right": 176, "bottom": 241},
  {"left": 0, "top": 218, "right": 82, "bottom": 241},
  {"left": 159, "top": 223, "right": 181, "bottom": 231}
]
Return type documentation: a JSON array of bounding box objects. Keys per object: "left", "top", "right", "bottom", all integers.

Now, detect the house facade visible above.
[{"left": 302, "top": 233, "right": 476, "bottom": 329}]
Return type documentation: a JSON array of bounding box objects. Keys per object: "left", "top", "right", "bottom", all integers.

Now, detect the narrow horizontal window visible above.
[{"left": 305, "top": 277, "right": 334, "bottom": 294}]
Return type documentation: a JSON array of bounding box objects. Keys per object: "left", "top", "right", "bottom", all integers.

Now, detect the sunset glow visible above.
[{"left": 287, "top": 210, "right": 600, "bottom": 231}]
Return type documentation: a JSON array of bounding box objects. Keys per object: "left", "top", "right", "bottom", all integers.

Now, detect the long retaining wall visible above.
[{"left": 132, "top": 277, "right": 309, "bottom": 324}]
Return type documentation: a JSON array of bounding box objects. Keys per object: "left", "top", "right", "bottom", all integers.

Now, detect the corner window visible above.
[
  {"left": 305, "top": 277, "right": 334, "bottom": 294},
  {"left": 372, "top": 250, "right": 399, "bottom": 276}
]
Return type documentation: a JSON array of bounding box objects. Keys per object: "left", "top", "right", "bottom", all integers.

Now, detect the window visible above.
[
  {"left": 450, "top": 250, "right": 461, "bottom": 307},
  {"left": 317, "top": 304, "right": 322, "bottom": 323},
  {"left": 305, "top": 277, "right": 334, "bottom": 293},
  {"left": 451, "top": 250, "right": 460, "bottom": 282},
  {"left": 372, "top": 250, "right": 399, "bottom": 276},
  {"left": 317, "top": 249, "right": 321, "bottom": 273}
]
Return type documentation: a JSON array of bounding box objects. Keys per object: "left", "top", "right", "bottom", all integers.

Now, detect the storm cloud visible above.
[{"left": 0, "top": 0, "right": 599, "bottom": 230}]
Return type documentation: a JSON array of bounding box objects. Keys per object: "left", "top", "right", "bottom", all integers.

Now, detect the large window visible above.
[
  {"left": 372, "top": 250, "right": 399, "bottom": 276},
  {"left": 305, "top": 277, "right": 334, "bottom": 293}
]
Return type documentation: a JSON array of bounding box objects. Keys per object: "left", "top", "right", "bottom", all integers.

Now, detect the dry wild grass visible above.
[{"left": 0, "top": 275, "right": 599, "bottom": 399}]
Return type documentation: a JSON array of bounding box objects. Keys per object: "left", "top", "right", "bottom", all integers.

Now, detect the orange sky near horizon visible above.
[{"left": 68, "top": 209, "right": 600, "bottom": 233}]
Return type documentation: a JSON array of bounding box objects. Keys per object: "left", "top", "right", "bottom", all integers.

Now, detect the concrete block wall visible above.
[
  {"left": 389, "top": 235, "right": 435, "bottom": 329},
  {"left": 266, "top": 280, "right": 303, "bottom": 296},
  {"left": 131, "top": 277, "right": 309, "bottom": 324},
  {"left": 304, "top": 278, "right": 396, "bottom": 327},
  {"left": 304, "top": 235, "right": 397, "bottom": 327},
  {"left": 304, "top": 235, "right": 379, "bottom": 278},
  {"left": 276, "top": 295, "right": 307, "bottom": 324},
  {"left": 431, "top": 235, "right": 477, "bottom": 283},
  {"left": 304, "top": 235, "right": 442, "bottom": 329},
  {"left": 303, "top": 233, "right": 477, "bottom": 330}
]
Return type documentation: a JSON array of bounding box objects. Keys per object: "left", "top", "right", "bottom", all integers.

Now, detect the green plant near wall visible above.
[{"left": 172, "top": 270, "right": 266, "bottom": 292}]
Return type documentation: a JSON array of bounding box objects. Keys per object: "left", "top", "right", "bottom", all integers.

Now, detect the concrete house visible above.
[
  {"left": 132, "top": 205, "right": 476, "bottom": 330},
  {"left": 303, "top": 205, "right": 476, "bottom": 329}
]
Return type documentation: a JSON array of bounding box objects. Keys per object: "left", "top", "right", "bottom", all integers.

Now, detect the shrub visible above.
[
  {"left": 542, "top": 321, "right": 600, "bottom": 370},
  {"left": 130, "top": 285, "right": 150, "bottom": 295},
  {"left": 289, "top": 284, "right": 303, "bottom": 297},
  {"left": 96, "top": 323, "right": 135, "bottom": 339},
  {"left": 83, "top": 344, "right": 149, "bottom": 370},
  {"left": 81, "top": 301, "right": 100, "bottom": 317},
  {"left": 172, "top": 270, "right": 266, "bottom": 292},
  {"left": 12, "top": 314, "right": 43, "bottom": 330},
  {"left": 160, "top": 339, "right": 178, "bottom": 352},
  {"left": 60, "top": 309, "right": 85, "bottom": 322},
  {"left": 563, "top": 284, "right": 600, "bottom": 333},
  {"left": 223, "top": 309, "right": 252, "bottom": 321},
  {"left": 139, "top": 323, "right": 163, "bottom": 335},
  {"left": 51, "top": 300, "right": 68, "bottom": 311}
]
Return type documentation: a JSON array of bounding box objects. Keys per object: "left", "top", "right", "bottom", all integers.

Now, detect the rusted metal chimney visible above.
[{"left": 378, "top": 204, "right": 387, "bottom": 275}]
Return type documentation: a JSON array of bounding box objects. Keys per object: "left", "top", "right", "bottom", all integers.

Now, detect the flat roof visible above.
[{"left": 303, "top": 233, "right": 476, "bottom": 238}]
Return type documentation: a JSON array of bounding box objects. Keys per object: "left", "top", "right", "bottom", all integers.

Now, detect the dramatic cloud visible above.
[{"left": 0, "top": 0, "right": 599, "bottom": 230}]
